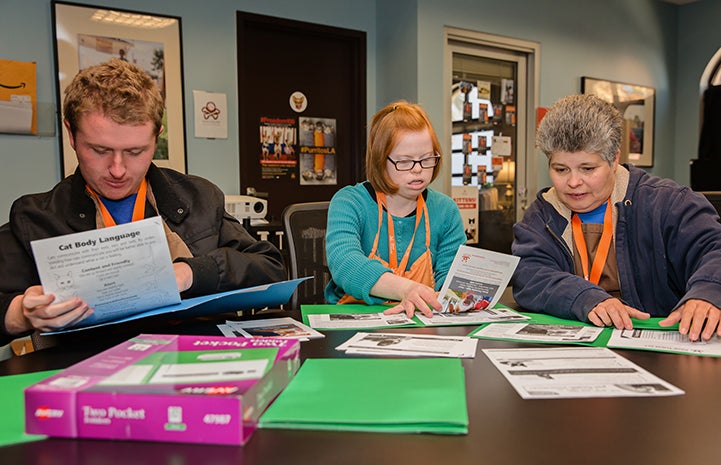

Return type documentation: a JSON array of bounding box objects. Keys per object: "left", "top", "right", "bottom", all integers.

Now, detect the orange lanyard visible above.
[
  {"left": 86, "top": 178, "right": 148, "bottom": 227},
  {"left": 374, "top": 193, "right": 427, "bottom": 272},
  {"left": 571, "top": 199, "right": 613, "bottom": 285}
]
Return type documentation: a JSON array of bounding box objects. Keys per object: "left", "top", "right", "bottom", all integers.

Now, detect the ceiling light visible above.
[{"left": 90, "top": 9, "right": 176, "bottom": 29}]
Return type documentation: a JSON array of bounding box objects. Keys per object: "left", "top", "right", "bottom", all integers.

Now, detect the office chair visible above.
[{"left": 281, "top": 202, "right": 331, "bottom": 310}]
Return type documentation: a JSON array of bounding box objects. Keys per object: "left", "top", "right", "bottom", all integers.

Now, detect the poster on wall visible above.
[
  {"left": 259, "top": 117, "right": 297, "bottom": 180},
  {"left": 53, "top": 2, "right": 185, "bottom": 175},
  {"left": 452, "top": 186, "right": 479, "bottom": 244},
  {"left": 193, "top": 90, "right": 227, "bottom": 139},
  {"left": 298, "top": 116, "right": 337, "bottom": 185}
]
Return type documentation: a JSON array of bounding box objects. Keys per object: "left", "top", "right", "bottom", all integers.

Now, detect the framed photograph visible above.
[
  {"left": 582, "top": 77, "right": 655, "bottom": 167},
  {"left": 52, "top": 1, "right": 186, "bottom": 176}
]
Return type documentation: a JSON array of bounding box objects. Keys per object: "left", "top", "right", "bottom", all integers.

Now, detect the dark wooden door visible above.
[{"left": 237, "top": 12, "right": 366, "bottom": 221}]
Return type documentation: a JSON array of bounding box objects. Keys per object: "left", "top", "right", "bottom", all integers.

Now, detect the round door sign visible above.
[{"left": 289, "top": 91, "right": 307, "bottom": 113}]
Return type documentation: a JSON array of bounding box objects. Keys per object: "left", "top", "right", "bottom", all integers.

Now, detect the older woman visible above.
[
  {"left": 325, "top": 101, "right": 466, "bottom": 317},
  {"left": 513, "top": 94, "right": 721, "bottom": 341}
]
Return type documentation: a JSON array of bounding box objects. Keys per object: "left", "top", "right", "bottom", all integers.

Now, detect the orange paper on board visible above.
[{"left": 0, "top": 59, "right": 37, "bottom": 134}]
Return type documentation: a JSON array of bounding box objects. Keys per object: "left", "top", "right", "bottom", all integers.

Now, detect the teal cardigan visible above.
[{"left": 324, "top": 182, "right": 466, "bottom": 304}]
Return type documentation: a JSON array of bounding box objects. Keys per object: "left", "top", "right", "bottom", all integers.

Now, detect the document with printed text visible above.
[
  {"left": 31, "top": 218, "right": 306, "bottom": 331},
  {"left": 483, "top": 347, "right": 684, "bottom": 399},
  {"left": 336, "top": 332, "right": 478, "bottom": 358},
  {"left": 607, "top": 328, "right": 721, "bottom": 357},
  {"left": 438, "top": 246, "right": 519, "bottom": 314},
  {"left": 31, "top": 217, "right": 180, "bottom": 324}
]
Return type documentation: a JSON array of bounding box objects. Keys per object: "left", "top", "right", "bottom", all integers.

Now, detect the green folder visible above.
[
  {"left": 259, "top": 358, "right": 468, "bottom": 434},
  {"left": 0, "top": 370, "right": 59, "bottom": 447},
  {"left": 300, "top": 303, "right": 422, "bottom": 329}
]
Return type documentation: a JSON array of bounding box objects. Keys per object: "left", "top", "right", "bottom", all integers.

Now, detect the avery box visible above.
[{"left": 25, "top": 334, "right": 300, "bottom": 445}]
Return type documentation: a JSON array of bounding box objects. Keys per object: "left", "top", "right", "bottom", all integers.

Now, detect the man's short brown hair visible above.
[{"left": 63, "top": 59, "right": 164, "bottom": 137}]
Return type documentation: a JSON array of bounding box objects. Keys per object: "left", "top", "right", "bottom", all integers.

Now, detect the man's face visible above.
[{"left": 66, "top": 112, "right": 157, "bottom": 200}]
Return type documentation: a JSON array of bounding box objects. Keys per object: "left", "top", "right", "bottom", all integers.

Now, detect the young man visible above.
[{"left": 0, "top": 59, "right": 285, "bottom": 345}]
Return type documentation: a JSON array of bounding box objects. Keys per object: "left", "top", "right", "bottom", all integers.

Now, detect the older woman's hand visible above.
[
  {"left": 587, "top": 298, "right": 650, "bottom": 330},
  {"left": 659, "top": 299, "right": 721, "bottom": 341}
]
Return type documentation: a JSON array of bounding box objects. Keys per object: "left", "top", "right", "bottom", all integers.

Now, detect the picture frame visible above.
[
  {"left": 52, "top": 1, "right": 186, "bottom": 176},
  {"left": 581, "top": 76, "right": 655, "bottom": 167}
]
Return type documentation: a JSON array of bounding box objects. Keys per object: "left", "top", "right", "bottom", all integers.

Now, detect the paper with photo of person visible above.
[{"left": 437, "top": 246, "right": 519, "bottom": 315}]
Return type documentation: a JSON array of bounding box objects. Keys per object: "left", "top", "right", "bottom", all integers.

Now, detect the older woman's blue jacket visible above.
[{"left": 512, "top": 164, "right": 721, "bottom": 322}]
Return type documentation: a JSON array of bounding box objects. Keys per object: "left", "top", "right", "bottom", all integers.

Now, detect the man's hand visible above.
[
  {"left": 8, "top": 285, "right": 92, "bottom": 333},
  {"left": 173, "top": 262, "right": 193, "bottom": 293}
]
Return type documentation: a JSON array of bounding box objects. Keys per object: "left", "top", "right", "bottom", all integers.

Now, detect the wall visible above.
[
  {"left": 676, "top": 0, "right": 721, "bottom": 187},
  {"left": 0, "top": 0, "right": 377, "bottom": 223},
  {"left": 410, "top": 0, "right": 679, "bottom": 192},
  {"left": 0, "top": 0, "right": 714, "bottom": 225}
]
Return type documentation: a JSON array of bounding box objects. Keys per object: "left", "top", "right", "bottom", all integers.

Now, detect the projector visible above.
[{"left": 225, "top": 195, "right": 268, "bottom": 220}]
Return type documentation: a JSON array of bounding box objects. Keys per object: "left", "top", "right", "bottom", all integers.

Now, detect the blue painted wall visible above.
[{"left": 0, "top": 0, "right": 715, "bottom": 223}]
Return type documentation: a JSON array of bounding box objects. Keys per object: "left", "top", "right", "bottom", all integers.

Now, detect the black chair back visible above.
[{"left": 281, "top": 202, "right": 330, "bottom": 309}]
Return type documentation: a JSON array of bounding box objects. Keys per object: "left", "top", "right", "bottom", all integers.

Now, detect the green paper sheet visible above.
[
  {"left": 0, "top": 370, "right": 59, "bottom": 447},
  {"left": 300, "top": 303, "right": 422, "bottom": 329},
  {"left": 259, "top": 358, "right": 468, "bottom": 434}
]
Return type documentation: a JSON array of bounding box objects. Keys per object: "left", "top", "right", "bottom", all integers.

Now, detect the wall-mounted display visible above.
[
  {"left": 582, "top": 76, "right": 655, "bottom": 167},
  {"left": 52, "top": 1, "right": 186, "bottom": 176}
]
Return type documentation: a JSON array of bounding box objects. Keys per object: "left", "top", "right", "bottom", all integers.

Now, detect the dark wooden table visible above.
[{"left": 1, "top": 307, "right": 719, "bottom": 465}]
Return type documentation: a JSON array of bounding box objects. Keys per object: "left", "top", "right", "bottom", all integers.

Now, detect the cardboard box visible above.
[{"left": 25, "top": 334, "right": 300, "bottom": 445}]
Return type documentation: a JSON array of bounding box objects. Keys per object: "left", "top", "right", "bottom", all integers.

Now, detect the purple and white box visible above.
[{"left": 25, "top": 334, "right": 300, "bottom": 445}]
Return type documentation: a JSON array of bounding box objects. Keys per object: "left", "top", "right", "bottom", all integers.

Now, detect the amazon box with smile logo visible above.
[{"left": 25, "top": 334, "right": 300, "bottom": 445}]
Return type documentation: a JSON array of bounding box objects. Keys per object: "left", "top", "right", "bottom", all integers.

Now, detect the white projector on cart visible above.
[{"left": 224, "top": 195, "right": 268, "bottom": 221}]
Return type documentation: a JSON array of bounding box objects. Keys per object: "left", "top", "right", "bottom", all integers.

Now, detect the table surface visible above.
[{"left": 1, "top": 305, "right": 719, "bottom": 465}]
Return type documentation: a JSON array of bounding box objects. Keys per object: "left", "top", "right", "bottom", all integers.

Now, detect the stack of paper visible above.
[
  {"left": 303, "top": 304, "right": 417, "bottom": 330},
  {"left": 336, "top": 332, "right": 478, "bottom": 358},
  {"left": 259, "top": 358, "right": 468, "bottom": 434},
  {"left": 218, "top": 317, "right": 324, "bottom": 341}
]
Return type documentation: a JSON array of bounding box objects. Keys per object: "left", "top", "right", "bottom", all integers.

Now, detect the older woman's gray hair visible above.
[{"left": 536, "top": 94, "right": 624, "bottom": 164}]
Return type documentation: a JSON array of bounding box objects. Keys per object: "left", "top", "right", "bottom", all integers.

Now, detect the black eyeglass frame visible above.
[{"left": 386, "top": 154, "right": 440, "bottom": 171}]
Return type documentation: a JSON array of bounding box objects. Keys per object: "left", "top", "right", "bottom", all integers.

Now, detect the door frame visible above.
[{"left": 443, "top": 27, "right": 540, "bottom": 220}]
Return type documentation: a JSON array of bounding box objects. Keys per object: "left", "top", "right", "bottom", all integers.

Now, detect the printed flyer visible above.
[
  {"left": 30, "top": 217, "right": 180, "bottom": 323},
  {"left": 438, "top": 246, "right": 519, "bottom": 314}
]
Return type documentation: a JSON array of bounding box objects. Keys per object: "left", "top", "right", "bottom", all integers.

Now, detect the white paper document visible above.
[
  {"left": 483, "top": 347, "right": 684, "bottom": 399},
  {"left": 30, "top": 217, "right": 180, "bottom": 322},
  {"left": 416, "top": 305, "right": 529, "bottom": 326},
  {"left": 474, "top": 322, "right": 604, "bottom": 343},
  {"left": 218, "top": 317, "right": 324, "bottom": 341},
  {"left": 438, "top": 246, "right": 519, "bottom": 314},
  {"left": 336, "top": 332, "right": 478, "bottom": 358},
  {"left": 307, "top": 312, "right": 414, "bottom": 329},
  {"left": 607, "top": 328, "right": 721, "bottom": 357},
  {"left": 0, "top": 97, "right": 32, "bottom": 133}
]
